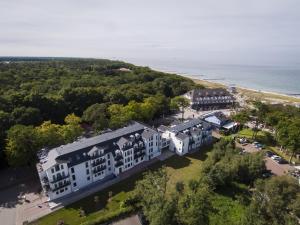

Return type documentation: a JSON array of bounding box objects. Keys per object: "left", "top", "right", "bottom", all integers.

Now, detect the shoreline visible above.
[{"left": 152, "top": 67, "right": 300, "bottom": 104}]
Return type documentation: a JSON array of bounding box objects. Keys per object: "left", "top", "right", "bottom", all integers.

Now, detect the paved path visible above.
[
  {"left": 0, "top": 175, "right": 35, "bottom": 225},
  {"left": 111, "top": 214, "right": 142, "bottom": 225}
]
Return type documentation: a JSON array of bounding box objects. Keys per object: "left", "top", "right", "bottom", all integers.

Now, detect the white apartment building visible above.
[
  {"left": 158, "top": 119, "right": 212, "bottom": 155},
  {"left": 37, "top": 121, "right": 160, "bottom": 200}
]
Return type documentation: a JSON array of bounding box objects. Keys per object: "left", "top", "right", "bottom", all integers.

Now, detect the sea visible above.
[{"left": 127, "top": 58, "right": 300, "bottom": 97}]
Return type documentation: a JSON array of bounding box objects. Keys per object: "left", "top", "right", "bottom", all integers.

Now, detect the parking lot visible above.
[{"left": 236, "top": 142, "right": 294, "bottom": 176}]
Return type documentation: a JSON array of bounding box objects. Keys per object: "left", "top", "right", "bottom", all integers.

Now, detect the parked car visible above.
[
  {"left": 265, "top": 151, "right": 274, "bottom": 157},
  {"left": 271, "top": 155, "right": 281, "bottom": 160}
]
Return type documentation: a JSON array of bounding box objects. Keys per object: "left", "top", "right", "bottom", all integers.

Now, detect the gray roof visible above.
[
  {"left": 42, "top": 121, "right": 154, "bottom": 170},
  {"left": 157, "top": 125, "right": 168, "bottom": 132},
  {"left": 188, "top": 88, "right": 233, "bottom": 100},
  {"left": 171, "top": 118, "right": 205, "bottom": 132},
  {"left": 142, "top": 128, "right": 157, "bottom": 139},
  {"left": 175, "top": 132, "right": 189, "bottom": 140}
]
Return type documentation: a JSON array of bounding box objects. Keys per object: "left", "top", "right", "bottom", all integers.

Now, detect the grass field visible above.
[{"left": 33, "top": 146, "right": 247, "bottom": 225}]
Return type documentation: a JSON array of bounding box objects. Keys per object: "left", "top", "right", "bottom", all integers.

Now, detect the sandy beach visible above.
[
  {"left": 178, "top": 74, "right": 300, "bottom": 105},
  {"left": 152, "top": 67, "right": 300, "bottom": 105}
]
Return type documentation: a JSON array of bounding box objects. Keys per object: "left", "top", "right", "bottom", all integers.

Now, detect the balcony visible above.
[
  {"left": 90, "top": 152, "right": 105, "bottom": 160},
  {"left": 115, "top": 161, "right": 123, "bottom": 167},
  {"left": 51, "top": 181, "right": 71, "bottom": 192},
  {"left": 114, "top": 154, "right": 123, "bottom": 161},
  {"left": 92, "top": 158, "right": 106, "bottom": 167},
  {"left": 43, "top": 184, "right": 50, "bottom": 191},
  {"left": 133, "top": 146, "right": 145, "bottom": 153},
  {"left": 92, "top": 165, "right": 106, "bottom": 174},
  {"left": 51, "top": 174, "right": 70, "bottom": 183},
  {"left": 134, "top": 150, "right": 146, "bottom": 159}
]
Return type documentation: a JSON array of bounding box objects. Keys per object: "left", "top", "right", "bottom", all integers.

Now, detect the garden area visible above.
[{"left": 32, "top": 145, "right": 248, "bottom": 225}]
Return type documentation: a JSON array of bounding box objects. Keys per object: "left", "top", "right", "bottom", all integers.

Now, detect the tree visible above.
[
  {"left": 244, "top": 176, "right": 300, "bottom": 225},
  {"left": 108, "top": 104, "right": 133, "bottom": 128},
  {"left": 170, "top": 96, "right": 190, "bottom": 121},
  {"left": 36, "top": 121, "right": 64, "bottom": 148},
  {"left": 135, "top": 168, "right": 177, "bottom": 225},
  {"left": 60, "top": 114, "right": 83, "bottom": 143},
  {"left": 277, "top": 118, "right": 300, "bottom": 163},
  {"left": 175, "top": 181, "right": 185, "bottom": 194},
  {"left": 82, "top": 103, "right": 109, "bottom": 131},
  {"left": 177, "top": 186, "right": 212, "bottom": 225},
  {"left": 11, "top": 106, "right": 42, "bottom": 126},
  {"left": 5, "top": 125, "right": 40, "bottom": 166}
]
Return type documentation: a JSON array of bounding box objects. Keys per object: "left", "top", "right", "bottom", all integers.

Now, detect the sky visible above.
[{"left": 0, "top": 0, "right": 300, "bottom": 67}]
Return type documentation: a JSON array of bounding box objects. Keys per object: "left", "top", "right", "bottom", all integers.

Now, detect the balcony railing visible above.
[
  {"left": 90, "top": 152, "right": 105, "bottom": 160},
  {"left": 134, "top": 150, "right": 146, "bottom": 159},
  {"left": 115, "top": 161, "right": 123, "bottom": 167},
  {"left": 92, "top": 158, "right": 106, "bottom": 167},
  {"left": 51, "top": 181, "right": 71, "bottom": 192},
  {"left": 51, "top": 174, "right": 70, "bottom": 183},
  {"left": 133, "top": 146, "right": 145, "bottom": 153},
  {"left": 92, "top": 165, "right": 106, "bottom": 174},
  {"left": 114, "top": 154, "right": 123, "bottom": 161}
]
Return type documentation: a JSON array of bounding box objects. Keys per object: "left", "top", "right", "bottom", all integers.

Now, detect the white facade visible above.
[
  {"left": 159, "top": 119, "right": 212, "bottom": 156},
  {"left": 37, "top": 122, "right": 161, "bottom": 201}
]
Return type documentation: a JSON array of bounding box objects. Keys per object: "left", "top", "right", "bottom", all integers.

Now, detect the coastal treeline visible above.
[{"left": 0, "top": 58, "right": 196, "bottom": 167}]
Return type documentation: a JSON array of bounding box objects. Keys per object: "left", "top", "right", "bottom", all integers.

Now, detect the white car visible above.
[{"left": 271, "top": 155, "right": 281, "bottom": 161}]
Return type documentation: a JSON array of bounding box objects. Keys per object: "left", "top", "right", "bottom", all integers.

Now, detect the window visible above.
[
  {"left": 56, "top": 191, "right": 59, "bottom": 195},
  {"left": 60, "top": 189, "right": 64, "bottom": 193},
  {"left": 108, "top": 160, "right": 110, "bottom": 165},
  {"left": 52, "top": 175, "right": 56, "bottom": 181},
  {"left": 141, "top": 157, "right": 143, "bottom": 160},
  {"left": 65, "top": 187, "right": 68, "bottom": 191},
  {"left": 108, "top": 167, "right": 111, "bottom": 171},
  {"left": 73, "top": 182, "right": 77, "bottom": 187},
  {"left": 86, "top": 169, "right": 89, "bottom": 175},
  {"left": 136, "top": 159, "right": 138, "bottom": 163},
  {"left": 72, "top": 175, "right": 76, "bottom": 181},
  {"left": 62, "top": 171, "right": 65, "bottom": 177},
  {"left": 87, "top": 176, "right": 90, "bottom": 181},
  {"left": 55, "top": 165, "right": 60, "bottom": 172},
  {"left": 71, "top": 167, "right": 74, "bottom": 173},
  {"left": 107, "top": 154, "right": 110, "bottom": 159},
  {"left": 85, "top": 162, "right": 88, "bottom": 168},
  {"left": 51, "top": 168, "right": 54, "bottom": 173},
  {"left": 60, "top": 164, "right": 64, "bottom": 170},
  {"left": 54, "top": 184, "right": 58, "bottom": 188}
]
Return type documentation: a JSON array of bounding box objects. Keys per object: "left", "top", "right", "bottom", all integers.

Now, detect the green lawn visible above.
[{"left": 33, "top": 146, "right": 247, "bottom": 225}]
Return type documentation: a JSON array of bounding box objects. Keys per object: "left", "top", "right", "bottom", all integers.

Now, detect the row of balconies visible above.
[
  {"left": 91, "top": 158, "right": 106, "bottom": 167},
  {"left": 92, "top": 165, "right": 107, "bottom": 174},
  {"left": 51, "top": 181, "right": 71, "bottom": 192},
  {"left": 51, "top": 174, "right": 70, "bottom": 183},
  {"left": 134, "top": 150, "right": 146, "bottom": 159},
  {"left": 90, "top": 151, "right": 105, "bottom": 160}
]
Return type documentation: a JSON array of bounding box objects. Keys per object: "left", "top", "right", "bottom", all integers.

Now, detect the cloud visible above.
[{"left": 0, "top": 0, "right": 299, "bottom": 67}]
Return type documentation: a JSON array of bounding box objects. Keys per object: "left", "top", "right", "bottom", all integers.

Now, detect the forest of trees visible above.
[
  {"left": 131, "top": 140, "right": 300, "bottom": 225},
  {"left": 0, "top": 58, "right": 198, "bottom": 167}
]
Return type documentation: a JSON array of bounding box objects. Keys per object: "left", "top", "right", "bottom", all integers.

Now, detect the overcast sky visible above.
[{"left": 0, "top": 0, "right": 299, "bottom": 67}]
